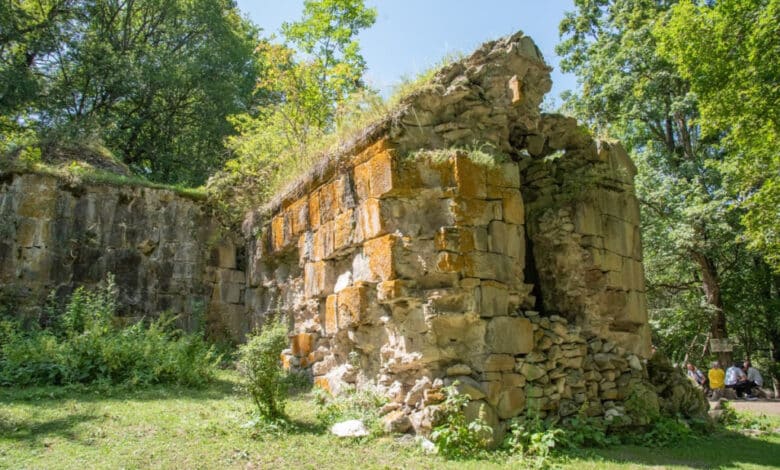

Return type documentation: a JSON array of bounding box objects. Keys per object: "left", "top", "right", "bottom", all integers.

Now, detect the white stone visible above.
[
  {"left": 331, "top": 420, "right": 369, "bottom": 437},
  {"left": 334, "top": 270, "right": 352, "bottom": 293}
]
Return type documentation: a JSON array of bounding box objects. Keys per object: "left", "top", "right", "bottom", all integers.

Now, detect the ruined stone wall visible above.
[
  {"left": 244, "top": 32, "right": 659, "bottom": 434},
  {"left": 0, "top": 172, "right": 248, "bottom": 339}
]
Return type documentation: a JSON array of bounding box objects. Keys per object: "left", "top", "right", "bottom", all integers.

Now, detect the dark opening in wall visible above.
[{"left": 523, "top": 231, "right": 544, "bottom": 313}]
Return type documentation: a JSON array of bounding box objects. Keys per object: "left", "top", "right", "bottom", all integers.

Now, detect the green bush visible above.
[
  {"left": 0, "top": 277, "right": 220, "bottom": 387},
  {"left": 237, "top": 317, "right": 289, "bottom": 421},
  {"left": 430, "top": 383, "right": 494, "bottom": 459}
]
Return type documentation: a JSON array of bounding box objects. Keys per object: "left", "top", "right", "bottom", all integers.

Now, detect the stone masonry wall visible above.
[
  {"left": 0, "top": 172, "right": 248, "bottom": 340},
  {"left": 243, "top": 32, "right": 664, "bottom": 436}
]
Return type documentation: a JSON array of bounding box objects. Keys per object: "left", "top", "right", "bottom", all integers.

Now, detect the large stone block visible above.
[
  {"left": 450, "top": 198, "right": 502, "bottom": 226},
  {"left": 496, "top": 388, "right": 526, "bottom": 419},
  {"left": 487, "top": 162, "right": 521, "bottom": 190},
  {"left": 318, "top": 181, "right": 338, "bottom": 223},
  {"left": 325, "top": 294, "right": 338, "bottom": 335},
  {"left": 290, "top": 333, "right": 314, "bottom": 357},
  {"left": 337, "top": 283, "right": 369, "bottom": 328},
  {"left": 369, "top": 151, "right": 395, "bottom": 198},
  {"left": 271, "top": 213, "right": 289, "bottom": 252},
  {"left": 354, "top": 161, "right": 371, "bottom": 201},
  {"left": 313, "top": 221, "right": 335, "bottom": 261},
  {"left": 308, "top": 189, "right": 321, "bottom": 229},
  {"left": 356, "top": 198, "right": 385, "bottom": 241},
  {"left": 288, "top": 197, "right": 309, "bottom": 236},
  {"left": 452, "top": 154, "right": 487, "bottom": 199},
  {"left": 463, "top": 251, "right": 507, "bottom": 281},
  {"left": 502, "top": 192, "right": 525, "bottom": 225},
  {"left": 333, "top": 209, "right": 354, "bottom": 251},
  {"left": 304, "top": 261, "right": 335, "bottom": 298},
  {"left": 362, "top": 235, "right": 396, "bottom": 281},
  {"left": 486, "top": 316, "right": 533, "bottom": 354},
  {"left": 480, "top": 280, "right": 509, "bottom": 317},
  {"left": 487, "top": 221, "right": 524, "bottom": 260}
]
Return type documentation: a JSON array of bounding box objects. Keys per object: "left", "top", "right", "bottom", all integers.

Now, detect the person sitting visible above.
[
  {"left": 686, "top": 362, "right": 709, "bottom": 392},
  {"left": 725, "top": 361, "right": 751, "bottom": 398},
  {"left": 708, "top": 361, "right": 725, "bottom": 399},
  {"left": 743, "top": 360, "right": 764, "bottom": 398}
]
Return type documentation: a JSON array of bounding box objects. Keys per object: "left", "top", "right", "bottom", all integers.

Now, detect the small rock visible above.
[
  {"left": 331, "top": 420, "right": 369, "bottom": 437},
  {"left": 446, "top": 363, "right": 472, "bottom": 376},
  {"left": 382, "top": 410, "right": 412, "bottom": 434},
  {"left": 379, "top": 402, "right": 401, "bottom": 416},
  {"left": 418, "top": 437, "right": 437, "bottom": 454}
]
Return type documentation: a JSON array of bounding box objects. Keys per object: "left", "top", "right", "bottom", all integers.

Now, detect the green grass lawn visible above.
[{"left": 2, "top": 370, "right": 779, "bottom": 469}]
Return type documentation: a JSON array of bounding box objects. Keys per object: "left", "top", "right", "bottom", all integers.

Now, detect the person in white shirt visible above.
[
  {"left": 725, "top": 362, "right": 751, "bottom": 398},
  {"left": 743, "top": 360, "right": 763, "bottom": 397}
]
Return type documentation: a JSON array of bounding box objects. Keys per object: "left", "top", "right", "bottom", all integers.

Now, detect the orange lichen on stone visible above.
[
  {"left": 271, "top": 214, "right": 288, "bottom": 252},
  {"left": 288, "top": 197, "right": 309, "bottom": 235},
  {"left": 308, "top": 189, "right": 321, "bottom": 229},
  {"left": 318, "top": 181, "right": 337, "bottom": 224},
  {"left": 314, "top": 376, "right": 331, "bottom": 393},
  {"left": 325, "top": 294, "right": 338, "bottom": 335},
  {"left": 369, "top": 151, "right": 395, "bottom": 198},
  {"left": 377, "top": 280, "right": 415, "bottom": 303},
  {"left": 363, "top": 235, "right": 396, "bottom": 281},
  {"left": 502, "top": 192, "right": 525, "bottom": 225},
  {"left": 280, "top": 352, "right": 292, "bottom": 370},
  {"left": 436, "top": 251, "right": 464, "bottom": 273},
  {"left": 333, "top": 209, "right": 354, "bottom": 250},
  {"left": 337, "top": 283, "right": 368, "bottom": 328},
  {"left": 313, "top": 221, "right": 335, "bottom": 261},
  {"left": 354, "top": 161, "right": 371, "bottom": 201},
  {"left": 290, "top": 333, "right": 313, "bottom": 357},
  {"left": 357, "top": 198, "right": 385, "bottom": 241},
  {"left": 304, "top": 261, "right": 334, "bottom": 298},
  {"left": 452, "top": 154, "right": 487, "bottom": 199},
  {"left": 351, "top": 137, "right": 395, "bottom": 167}
]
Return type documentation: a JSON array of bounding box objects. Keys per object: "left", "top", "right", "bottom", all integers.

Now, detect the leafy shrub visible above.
[
  {"left": 504, "top": 414, "right": 563, "bottom": 468},
  {"left": 237, "top": 316, "right": 289, "bottom": 421},
  {"left": 718, "top": 401, "right": 780, "bottom": 434},
  {"left": 0, "top": 277, "right": 220, "bottom": 387},
  {"left": 633, "top": 416, "right": 694, "bottom": 447},
  {"left": 430, "top": 383, "right": 494, "bottom": 459}
]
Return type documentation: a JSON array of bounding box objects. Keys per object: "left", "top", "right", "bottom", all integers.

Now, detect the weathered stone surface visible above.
[{"left": 486, "top": 317, "right": 533, "bottom": 354}]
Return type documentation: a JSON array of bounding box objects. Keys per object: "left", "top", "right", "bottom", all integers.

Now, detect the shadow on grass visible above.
[
  {"left": 0, "top": 376, "right": 240, "bottom": 405},
  {"left": 570, "top": 430, "right": 780, "bottom": 469},
  {"left": 0, "top": 412, "right": 98, "bottom": 446}
]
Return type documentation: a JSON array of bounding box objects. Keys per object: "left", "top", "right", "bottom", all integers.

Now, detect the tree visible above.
[
  {"left": 1, "top": 0, "right": 260, "bottom": 186},
  {"left": 215, "top": 0, "right": 376, "bottom": 219},
  {"left": 557, "top": 0, "right": 739, "bottom": 365},
  {"left": 654, "top": 0, "right": 780, "bottom": 271}
]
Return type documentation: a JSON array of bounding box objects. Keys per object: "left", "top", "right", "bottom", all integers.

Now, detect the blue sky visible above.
[{"left": 235, "top": 1, "right": 577, "bottom": 104}]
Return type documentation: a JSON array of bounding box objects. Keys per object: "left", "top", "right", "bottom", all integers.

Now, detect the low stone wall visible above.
[
  {"left": 242, "top": 32, "right": 674, "bottom": 433},
  {"left": 0, "top": 172, "right": 248, "bottom": 339}
]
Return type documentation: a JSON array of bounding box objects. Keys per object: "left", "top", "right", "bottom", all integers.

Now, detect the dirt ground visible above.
[{"left": 710, "top": 399, "right": 780, "bottom": 416}]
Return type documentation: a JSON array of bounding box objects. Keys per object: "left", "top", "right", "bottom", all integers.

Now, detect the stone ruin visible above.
[
  {"left": 0, "top": 31, "right": 707, "bottom": 437},
  {"left": 243, "top": 32, "right": 705, "bottom": 436}
]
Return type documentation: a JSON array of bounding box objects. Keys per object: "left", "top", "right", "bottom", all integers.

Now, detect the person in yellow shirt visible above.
[{"left": 708, "top": 361, "right": 725, "bottom": 399}]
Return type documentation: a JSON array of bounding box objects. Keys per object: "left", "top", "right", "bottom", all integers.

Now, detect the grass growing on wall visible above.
[{"left": 1, "top": 156, "right": 206, "bottom": 201}]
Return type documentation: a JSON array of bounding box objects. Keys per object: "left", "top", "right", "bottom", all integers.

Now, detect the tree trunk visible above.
[{"left": 693, "top": 251, "right": 731, "bottom": 365}]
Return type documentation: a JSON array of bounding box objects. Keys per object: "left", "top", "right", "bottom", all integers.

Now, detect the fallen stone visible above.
[
  {"left": 331, "top": 420, "right": 369, "bottom": 437},
  {"left": 383, "top": 410, "right": 412, "bottom": 434}
]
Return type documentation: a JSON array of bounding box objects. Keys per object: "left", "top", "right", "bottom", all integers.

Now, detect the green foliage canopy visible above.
[
  {"left": 654, "top": 0, "right": 780, "bottom": 270},
  {"left": 1, "top": 0, "right": 260, "bottom": 185}
]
